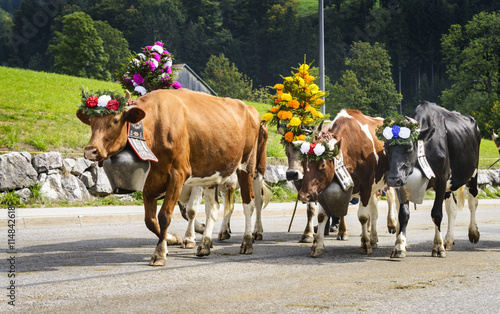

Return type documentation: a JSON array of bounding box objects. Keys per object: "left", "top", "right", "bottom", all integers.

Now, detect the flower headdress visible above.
[
  {"left": 262, "top": 60, "right": 327, "bottom": 145},
  {"left": 117, "top": 41, "right": 182, "bottom": 96},
  {"left": 376, "top": 115, "right": 420, "bottom": 146},
  {"left": 79, "top": 88, "right": 129, "bottom": 117},
  {"left": 295, "top": 135, "right": 339, "bottom": 161}
]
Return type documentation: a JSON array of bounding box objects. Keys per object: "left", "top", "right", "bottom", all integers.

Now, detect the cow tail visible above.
[
  {"left": 256, "top": 123, "right": 268, "bottom": 177},
  {"left": 457, "top": 185, "right": 465, "bottom": 210},
  {"left": 262, "top": 181, "right": 271, "bottom": 210}
]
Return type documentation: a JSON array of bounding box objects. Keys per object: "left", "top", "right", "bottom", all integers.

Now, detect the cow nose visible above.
[
  {"left": 387, "top": 177, "right": 405, "bottom": 187},
  {"left": 286, "top": 170, "right": 303, "bottom": 181},
  {"left": 84, "top": 147, "right": 100, "bottom": 161},
  {"left": 298, "top": 190, "right": 318, "bottom": 202}
]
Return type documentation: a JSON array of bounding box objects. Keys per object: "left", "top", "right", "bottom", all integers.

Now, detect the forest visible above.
[{"left": 1, "top": 0, "right": 499, "bottom": 135}]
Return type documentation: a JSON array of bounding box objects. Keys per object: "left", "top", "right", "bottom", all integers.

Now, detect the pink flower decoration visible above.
[
  {"left": 171, "top": 81, "right": 182, "bottom": 89},
  {"left": 144, "top": 60, "right": 156, "bottom": 71},
  {"left": 133, "top": 73, "right": 144, "bottom": 84},
  {"left": 165, "top": 67, "right": 172, "bottom": 74},
  {"left": 155, "top": 41, "right": 163, "bottom": 47},
  {"left": 151, "top": 53, "right": 161, "bottom": 62}
]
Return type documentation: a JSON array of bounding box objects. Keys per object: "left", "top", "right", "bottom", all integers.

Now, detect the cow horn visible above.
[{"left": 300, "top": 126, "right": 312, "bottom": 134}]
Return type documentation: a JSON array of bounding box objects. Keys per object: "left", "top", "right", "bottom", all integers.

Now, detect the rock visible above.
[
  {"left": 63, "top": 158, "right": 76, "bottom": 173},
  {"left": 72, "top": 158, "right": 93, "bottom": 176},
  {"left": 32, "top": 152, "right": 63, "bottom": 173},
  {"left": 91, "top": 166, "right": 113, "bottom": 196},
  {"left": 15, "top": 188, "right": 32, "bottom": 203},
  {"left": 40, "top": 173, "right": 91, "bottom": 201},
  {"left": 40, "top": 174, "right": 64, "bottom": 201},
  {"left": 80, "top": 171, "right": 94, "bottom": 189},
  {"left": 0, "top": 152, "right": 38, "bottom": 191},
  {"left": 264, "top": 164, "right": 288, "bottom": 184},
  {"left": 61, "top": 174, "right": 91, "bottom": 201}
]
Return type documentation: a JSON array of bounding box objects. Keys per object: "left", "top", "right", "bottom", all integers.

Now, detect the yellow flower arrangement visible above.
[{"left": 261, "top": 60, "right": 327, "bottom": 144}]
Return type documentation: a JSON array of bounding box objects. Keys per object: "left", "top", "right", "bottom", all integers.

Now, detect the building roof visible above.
[{"left": 173, "top": 64, "right": 218, "bottom": 96}]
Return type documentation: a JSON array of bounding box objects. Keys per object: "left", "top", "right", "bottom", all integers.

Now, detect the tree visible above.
[
  {"left": 94, "top": 20, "right": 130, "bottom": 77},
  {"left": 48, "top": 12, "right": 110, "bottom": 80},
  {"left": 329, "top": 41, "right": 401, "bottom": 117},
  {"left": 0, "top": 8, "right": 13, "bottom": 65},
  {"left": 202, "top": 53, "right": 252, "bottom": 100},
  {"left": 441, "top": 11, "right": 500, "bottom": 135}
]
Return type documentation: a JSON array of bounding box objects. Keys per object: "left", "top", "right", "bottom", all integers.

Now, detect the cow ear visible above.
[
  {"left": 418, "top": 125, "right": 435, "bottom": 142},
  {"left": 123, "top": 107, "right": 146, "bottom": 124},
  {"left": 328, "top": 137, "right": 340, "bottom": 151},
  {"left": 76, "top": 110, "right": 90, "bottom": 125}
]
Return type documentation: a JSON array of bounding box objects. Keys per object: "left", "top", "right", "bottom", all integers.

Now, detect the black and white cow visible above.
[{"left": 384, "top": 101, "right": 481, "bottom": 258}]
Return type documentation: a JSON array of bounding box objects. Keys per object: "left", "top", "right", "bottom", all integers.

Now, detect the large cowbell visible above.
[
  {"left": 317, "top": 179, "right": 353, "bottom": 217},
  {"left": 102, "top": 145, "right": 151, "bottom": 194}
]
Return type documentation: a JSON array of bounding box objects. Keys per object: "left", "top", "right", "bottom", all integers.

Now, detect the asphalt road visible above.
[{"left": 2, "top": 200, "right": 500, "bottom": 313}]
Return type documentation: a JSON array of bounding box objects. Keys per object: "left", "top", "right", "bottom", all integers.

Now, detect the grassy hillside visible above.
[
  {"left": 0, "top": 66, "right": 497, "bottom": 168},
  {"left": 0, "top": 66, "right": 286, "bottom": 160}
]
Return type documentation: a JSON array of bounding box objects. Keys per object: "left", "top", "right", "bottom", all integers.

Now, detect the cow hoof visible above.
[
  {"left": 183, "top": 239, "right": 196, "bottom": 249},
  {"left": 390, "top": 249, "right": 406, "bottom": 258},
  {"left": 253, "top": 232, "right": 263, "bottom": 241},
  {"left": 468, "top": 230, "right": 480, "bottom": 244},
  {"left": 196, "top": 237, "right": 212, "bottom": 257},
  {"left": 432, "top": 248, "right": 446, "bottom": 258},
  {"left": 167, "top": 233, "right": 183, "bottom": 246},
  {"left": 149, "top": 256, "right": 166, "bottom": 266},
  {"left": 387, "top": 226, "right": 397, "bottom": 234},
  {"left": 239, "top": 234, "right": 254, "bottom": 254},
  {"left": 218, "top": 230, "right": 231, "bottom": 241},
  {"left": 310, "top": 246, "right": 324, "bottom": 257},
  {"left": 360, "top": 246, "right": 372, "bottom": 255},
  {"left": 299, "top": 235, "right": 314, "bottom": 243},
  {"left": 337, "top": 233, "right": 349, "bottom": 241},
  {"left": 444, "top": 241, "right": 454, "bottom": 251}
]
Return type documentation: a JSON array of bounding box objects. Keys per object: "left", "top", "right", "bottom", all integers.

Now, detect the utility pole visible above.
[{"left": 319, "top": 0, "right": 325, "bottom": 114}]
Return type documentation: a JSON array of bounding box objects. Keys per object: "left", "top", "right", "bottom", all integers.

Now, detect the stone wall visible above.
[
  {"left": 0, "top": 152, "right": 295, "bottom": 204},
  {"left": 1, "top": 151, "right": 498, "bottom": 203}
]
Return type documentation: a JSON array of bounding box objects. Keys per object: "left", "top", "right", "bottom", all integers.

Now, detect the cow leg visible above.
[
  {"left": 182, "top": 186, "right": 203, "bottom": 249},
  {"left": 237, "top": 169, "right": 256, "bottom": 254},
  {"left": 178, "top": 186, "right": 205, "bottom": 235},
  {"left": 369, "top": 195, "right": 379, "bottom": 249},
  {"left": 391, "top": 199, "right": 410, "bottom": 258},
  {"left": 444, "top": 195, "right": 457, "bottom": 250},
  {"left": 300, "top": 202, "right": 317, "bottom": 243},
  {"left": 337, "top": 216, "right": 348, "bottom": 240},
  {"left": 252, "top": 174, "right": 264, "bottom": 241},
  {"left": 358, "top": 195, "right": 377, "bottom": 255},
  {"left": 197, "top": 187, "right": 219, "bottom": 256},
  {"left": 467, "top": 192, "right": 480, "bottom": 244},
  {"left": 218, "top": 188, "right": 235, "bottom": 241},
  {"left": 386, "top": 187, "right": 398, "bottom": 234},
  {"left": 311, "top": 208, "right": 328, "bottom": 257},
  {"left": 431, "top": 188, "right": 446, "bottom": 258}
]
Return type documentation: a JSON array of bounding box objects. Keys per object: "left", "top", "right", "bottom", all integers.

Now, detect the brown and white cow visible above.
[
  {"left": 77, "top": 88, "right": 267, "bottom": 266},
  {"left": 297, "top": 109, "right": 394, "bottom": 256}
]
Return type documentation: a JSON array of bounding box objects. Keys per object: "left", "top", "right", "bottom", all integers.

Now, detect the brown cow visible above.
[
  {"left": 77, "top": 88, "right": 267, "bottom": 266},
  {"left": 297, "top": 109, "right": 391, "bottom": 256}
]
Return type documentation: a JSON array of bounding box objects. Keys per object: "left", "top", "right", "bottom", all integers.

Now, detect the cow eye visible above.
[
  {"left": 319, "top": 161, "right": 327, "bottom": 170},
  {"left": 113, "top": 118, "right": 120, "bottom": 125}
]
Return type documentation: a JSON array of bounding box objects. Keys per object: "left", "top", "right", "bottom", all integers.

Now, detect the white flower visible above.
[
  {"left": 137, "top": 53, "right": 146, "bottom": 60},
  {"left": 300, "top": 142, "right": 310, "bottom": 154},
  {"left": 163, "top": 59, "right": 173, "bottom": 68},
  {"left": 97, "top": 95, "right": 111, "bottom": 107},
  {"left": 133, "top": 82, "right": 138, "bottom": 87},
  {"left": 399, "top": 127, "right": 411, "bottom": 139},
  {"left": 131, "top": 59, "right": 140, "bottom": 66},
  {"left": 313, "top": 143, "right": 326, "bottom": 156},
  {"left": 152, "top": 45, "right": 164, "bottom": 54},
  {"left": 151, "top": 59, "right": 159, "bottom": 68},
  {"left": 382, "top": 127, "right": 393, "bottom": 140},
  {"left": 134, "top": 86, "right": 147, "bottom": 96}
]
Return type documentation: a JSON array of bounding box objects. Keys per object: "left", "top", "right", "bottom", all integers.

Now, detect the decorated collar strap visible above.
[
  {"left": 376, "top": 115, "right": 420, "bottom": 146},
  {"left": 79, "top": 88, "right": 130, "bottom": 117}
]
